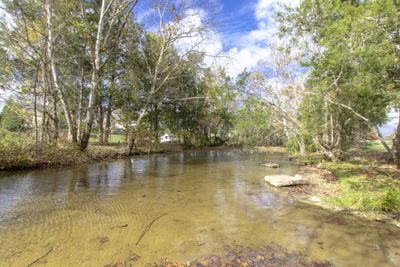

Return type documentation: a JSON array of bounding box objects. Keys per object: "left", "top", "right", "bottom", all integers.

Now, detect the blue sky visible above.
[{"left": 135, "top": 0, "right": 299, "bottom": 76}]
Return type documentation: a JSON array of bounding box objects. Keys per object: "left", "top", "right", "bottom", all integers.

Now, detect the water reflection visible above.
[{"left": 0, "top": 151, "right": 399, "bottom": 266}]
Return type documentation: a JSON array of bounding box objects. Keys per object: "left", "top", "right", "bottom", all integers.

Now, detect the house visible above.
[{"left": 160, "top": 133, "right": 178, "bottom": 143}]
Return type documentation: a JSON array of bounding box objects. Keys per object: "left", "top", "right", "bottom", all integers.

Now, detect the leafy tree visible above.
[
  {"left": 0, "top": 100, "right": 24, "bottom": 132},
  {"left": 278, "top": 0, "right": 399, "bottom": 161}
]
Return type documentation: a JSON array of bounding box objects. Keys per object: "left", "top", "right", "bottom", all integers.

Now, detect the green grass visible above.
[
  {"left": 360, "top": 140, "right": 387, "bottom": 153},
  {"left": 319, "top": 161, "right": 400, "bottom": 215},
  {"left": 89, "top": 134, "right": 126, "bottom": 144}
]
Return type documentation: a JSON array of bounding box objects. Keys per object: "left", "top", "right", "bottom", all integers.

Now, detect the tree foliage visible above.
[
  {"left": 276, "top": 0, "right": 400, "bottom": 160},
  {"left": 0, "top": 100, "right": 25, "bottom": 132}
]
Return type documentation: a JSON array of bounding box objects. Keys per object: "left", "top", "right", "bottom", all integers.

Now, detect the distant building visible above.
[{"left": 160, "top": 133, "right": 178, "bottom": 143}]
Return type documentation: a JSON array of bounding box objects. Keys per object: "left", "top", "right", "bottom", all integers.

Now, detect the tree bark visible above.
[
  {"left": 33, "top": 68, "right": 39, "bottom": 152},
  {"left": 41, "top": 92, "right": 47, "bottom": 143},
  {"left": 127, "top": 108, "right": 148, "bottom": 154},
  {"left": 104, "top": 94, "right": 112, "bottom": 144},
  {"left": 391, "top": 110, "right": 400, "bottom": 167},
  {"left": 98, "top": 104, "right": 104, "bottom": 143},
  {"left": 80, "top": 0, "right": 106, "bottom": 150},
  {"left": 46, "top": 0, "right": 75, "bottom": 142},
  {"left": 77, "top": 66, "right": 85, "bottom": 140},
  {"left": 52, "top": 91, "right": 59, "bottom": 141}
]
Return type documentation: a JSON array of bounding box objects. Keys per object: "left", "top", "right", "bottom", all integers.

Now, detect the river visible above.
[{"left": 0, "top": 150, "right": 399, "bottom": 266}]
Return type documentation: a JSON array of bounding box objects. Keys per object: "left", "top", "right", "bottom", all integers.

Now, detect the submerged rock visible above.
[
  {"left": 262, "top": 163, "right": 280, "bottom": 168},
  {"left": 264, "top": 174, "right": 309, "bottom": 187}
]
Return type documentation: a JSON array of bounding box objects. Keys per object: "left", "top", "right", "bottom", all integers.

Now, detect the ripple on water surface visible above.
[{"left": 0, "top": 151, "right": 399, "bottom": 266}]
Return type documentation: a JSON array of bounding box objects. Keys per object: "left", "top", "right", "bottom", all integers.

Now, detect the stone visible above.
[
  {"left": 264, "top": 174, "right": 309, "bottom": 187},
  {"left": 262, "top": 163, "right": 280, "bottom": 168},
  {"left": 309, "top": 196, "right": 321, "bottom": 202}
]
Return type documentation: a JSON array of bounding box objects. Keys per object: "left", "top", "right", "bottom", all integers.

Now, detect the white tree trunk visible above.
[{"left": 46, "top": 0, "right": 75, "bottom": 141}]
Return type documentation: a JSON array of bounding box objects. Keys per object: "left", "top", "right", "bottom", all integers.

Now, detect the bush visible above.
[
  {"left": 0, "top": 138, "right": 88, "bottom": 170},
  {"left": 0, "top": 100, "right": 25, "bottom": 132},
  {"left": 379, "top": 189, "right": 400, "bottom": 214}
]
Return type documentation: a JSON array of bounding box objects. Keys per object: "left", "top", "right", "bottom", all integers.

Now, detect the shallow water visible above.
[{"left": 0, "top": 150, "right": 399, "bottom": 266}]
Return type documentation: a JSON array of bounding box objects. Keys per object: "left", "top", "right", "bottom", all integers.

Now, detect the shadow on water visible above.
[{"left": 0, "top": 150, "right": 399, "bottom": 266}]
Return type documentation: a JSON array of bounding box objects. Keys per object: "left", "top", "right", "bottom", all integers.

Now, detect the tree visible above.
[
  {"left": 126, "top": 0, "right": 212, "bottom": 153},
  {"left": 278, "top": 0, "right": 399, "bottom": 162},
  {"left": 0, "top": 100, "right": 24, "bottom": 132}
]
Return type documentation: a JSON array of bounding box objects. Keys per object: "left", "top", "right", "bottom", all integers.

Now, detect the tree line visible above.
[
  {"left": 235, "top": 0, "right": 399, "bottom": 165},
  {"left": 0, "top": 0, "right": 235, "bottom": 152},
  {"left": 1, "top": 0, "right": 399, "bottom": 167}
]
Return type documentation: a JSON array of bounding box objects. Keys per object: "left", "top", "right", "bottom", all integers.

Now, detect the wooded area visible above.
[
  {"left": 1, "top": 2, "right": 400, "bottom": 265},
  {"left": 0, "top": 0, "right": 399, "bottom": 165}
]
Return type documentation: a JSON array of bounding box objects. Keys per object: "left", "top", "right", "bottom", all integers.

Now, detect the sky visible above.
[
  {"left": 135, "top": 0, "right": 299, "bottom": 77},
  {"left": 207, "top": 0, "right": 299, "bottom": 76}
]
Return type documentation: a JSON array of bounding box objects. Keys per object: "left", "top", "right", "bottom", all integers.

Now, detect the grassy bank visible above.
[
  {"left": 319, "top": 161, "right": 400, "bottom": 215},
  {"left": 287, "top": 141, "right": 400, "bottom": 226},
  {"left": 0, "top": 132, "right": 184, "bottom": 171},
  {"left": 0, "top": 143, "right": 186, "bottom": 171}
]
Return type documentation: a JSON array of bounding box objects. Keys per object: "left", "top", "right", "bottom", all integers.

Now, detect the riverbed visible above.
[{"left": 0, "top": 150, "right": 399, "bottom": 266}]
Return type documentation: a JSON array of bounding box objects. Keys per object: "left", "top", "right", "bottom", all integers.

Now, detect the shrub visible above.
[{"left": 379, "top": 189, "right": 400, "bottom": 214}]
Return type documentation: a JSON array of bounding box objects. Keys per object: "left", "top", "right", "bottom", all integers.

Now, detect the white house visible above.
[{"left": 160, "top": 133, "right": 178, "bottom": 143}]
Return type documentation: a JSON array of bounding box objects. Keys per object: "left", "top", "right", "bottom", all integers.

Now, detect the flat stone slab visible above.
[
  {"left": 309, "top": 196, "right": 321, "bottom": 202},
  {"left": 262, "top": 163, "right": 280, "bottom": 168},
  {"left": 264, "top": 174, "right": 309, "bottom": 187}
]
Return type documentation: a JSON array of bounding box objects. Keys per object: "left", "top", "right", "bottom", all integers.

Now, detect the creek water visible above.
[{"left": 0, "top": 150, "right": 399, "bottom": 266}]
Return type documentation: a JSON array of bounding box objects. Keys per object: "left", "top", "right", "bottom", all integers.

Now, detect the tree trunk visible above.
[
  {"left": 52, "top": 91, "right": 59, "bottom": 141},
  {"left": 127, "top": 109, "right": 148, "bottom": 154},
  {"left": 127, "top": 127, "right": 136, "bottom": 155},
  {"left": 104, "top": 94, "right": 112, "bottom": 144},
  {"left": 79, "top": 0, "right": 106, "bottom": 151},
  {"left": 41, "top": 92, "right": 47, "bottom": 143},
  {"left": 98, "top": 104, "right": 104, "bottom": 143},
  {"left": 391, "top": 111, "right": 400, "bottom": 167},
  {"left": 77, "top": 67, "right": 85, "bottom": 140},
  {"left": 46, "top": 0, "right": 75, "bottom": 142},
  {"left": 80, "top": 71, "right": 99, "bottom": 150},
  {"left": 33, "top": 70, "right": 39, "bottom": 152},
  {"left": 153, "top": 104, "right": 159, "bottom": 142},
  {"left": 297, "top": 137, "right": 306, "bottom": 154}
]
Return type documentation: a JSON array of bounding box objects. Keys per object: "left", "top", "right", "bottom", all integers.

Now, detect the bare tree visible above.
[
  {"left": 127, "top": 0, "right": 212, "bottom": 154},
  {"left": 245, "top": 42, "right": 306, "bottom": 152}
]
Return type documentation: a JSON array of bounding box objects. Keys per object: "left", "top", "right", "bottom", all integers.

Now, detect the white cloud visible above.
[
  {"left": 173, "top": 9, "right": 224, "bottom": 66},
  {"left": 168, "top": 0, "right": 301, "bottom": 78},
  {"left": 255, "top": 0, "right": 300, "bottom": 20},
  {"left": 216, "top": 46, "right": 271, "bottom": 77},
  {"left": 210, "top": 0, "right": 301, "bottom": 77}
]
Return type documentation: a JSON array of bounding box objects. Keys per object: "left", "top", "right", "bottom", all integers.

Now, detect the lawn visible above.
[{"left": 89, "top": 134, "right": 126, "bottom": 144}]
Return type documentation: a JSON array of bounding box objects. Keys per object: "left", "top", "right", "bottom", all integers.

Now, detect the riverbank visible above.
[
  {"left": 0, "top": 142, "right": 184, "bottom": 171},
  {"left": 278, "top": 142, "right": 400, "bottom": 227}
]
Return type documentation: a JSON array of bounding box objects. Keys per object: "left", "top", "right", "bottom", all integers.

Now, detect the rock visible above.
[
  {"left": 262, "top": 163, "right": 280, "bottom": 168},
  {"left": 309, "top": 196, "right": 321, "bottom": 202},
  {"left": 264, "top": 174, "right": 309, "bottom": 187}
]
